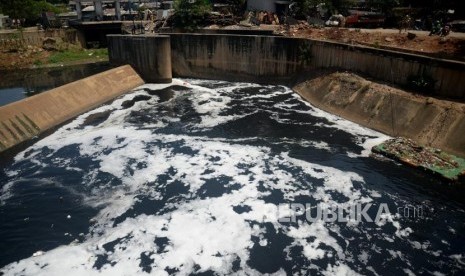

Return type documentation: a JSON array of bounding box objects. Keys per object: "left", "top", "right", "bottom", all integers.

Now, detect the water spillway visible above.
[
  {"left": 0, "top": 32, "right": 464, "bottom": 275},
  {"left": 1, "top": 80, "right": 464, "bottom": 274},
  {"left": 106, "top": 34, "right": 465, "bottom": 157},
  {"left": 0, "top": 65, "right": 144, "bottom": 154}
]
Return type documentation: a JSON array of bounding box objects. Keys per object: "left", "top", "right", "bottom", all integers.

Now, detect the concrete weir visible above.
[
  {"left": 0, "top": 65, "right": 144, "bottom": 154},
  {"left": 108, "top": 35, "right": 172, "bottom": 83},
  {"left": 2, "top": 33, "right": 464, "bottom": 157},
  {"left": 107, "top": 34, "right": 465, "bottom": 157},
  {"left": 108, "top": 34, "right": 465, "bottom": 99}
]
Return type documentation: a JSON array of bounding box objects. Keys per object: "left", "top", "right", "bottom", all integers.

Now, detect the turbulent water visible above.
[{"left": 0, "top": 79, "right": 464, "bottom": 275}]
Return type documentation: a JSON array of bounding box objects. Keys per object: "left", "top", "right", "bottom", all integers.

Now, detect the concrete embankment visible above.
[
  {"left": 167, "top": 34, "right": 465, "bottom": 99},
  {"left": 108, "top": 34, "right": 465, "bottom": 99},
  {"left": 107, "top": 35, "right": 172, "bottom": 83},
  {"left": 293, "top": 72, "right": 465, "bottom": 157},
  {"left": 0, "top": 65, "right": 144, "bottom": 153},
  {"left": 169, "top": 34, "right": 311, "bottom": 84},
  {"left": 107, "top": 34, "right": 465, "bottom": 157}
]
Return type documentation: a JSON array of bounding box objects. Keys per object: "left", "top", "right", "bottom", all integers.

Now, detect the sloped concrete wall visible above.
[
  {"left": 310, "top": 40, "right": 465, "bottom": 99},
  {"left": 105, "top": 34, "right": 464, "bottom": 155},
  {"left": 0, "top": 65, "right": 144, "bottom": 153},
  {"left": 293, "top": 73, "right": 465, "bottom": 157}
]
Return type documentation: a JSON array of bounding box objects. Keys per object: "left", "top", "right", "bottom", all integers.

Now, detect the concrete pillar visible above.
[
  {"left": 115, "top": 1, "right": 121, "bottom": 20},
  {"left": 94, "top": 0, "right": 103, "bottom": 21},
  {"left": 107, "top": 35, "right": 172, "bottom": 83},
  {"left": 76, "top": 1, "right": 82, "bottom": 20},
  {"left": 76, "top": 29, "right": 87, "bottom": 48}
]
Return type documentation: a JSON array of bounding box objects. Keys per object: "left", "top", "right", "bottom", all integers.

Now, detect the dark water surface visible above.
[
  {"left": 0, "top": 79, "right": 464, "bottom": 275},
  {"left": 0, "top": 63, "right": 112, "bottom": 106}
]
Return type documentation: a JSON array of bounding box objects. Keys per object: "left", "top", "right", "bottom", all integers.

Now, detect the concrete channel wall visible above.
[
  {"left": 166, "top": 34, "right": 465, "bottom": 99},
  {"left": 109, "top": 34, "right": 465, "bottom": 99},
  {"left": 108, "top": 34, "right": 172, "bottom": 83},
  {"left": 0, "top": 65, "right": 144, "bottom": 153},
  {"left": 107, "top": 34, "right": 465, "bottom": 156},
  {"left": 169, "top": 34, "right": 313, "bottom": 83},
  {"left": 293, "top": 73, "right": 465, "bottom": 157},
  {"left": 309, "top": 40, "right": 465, "bottom": 99}
]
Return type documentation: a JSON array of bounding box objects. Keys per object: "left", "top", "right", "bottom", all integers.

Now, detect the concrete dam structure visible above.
[
  {"left": 1, "top": 33, "right": 464, "bottom": 156},
  {"left": 0, "top": 65, "right": 144, "bottom": 154},
  {"left": 108, "top": 33, "right": 465, "bottom": 99},
  {"left": 108, "top": 35, "right": 172, "bottom": 83},
  {"left": 107, "top": 33, "right": 465, "bottom": 157}
]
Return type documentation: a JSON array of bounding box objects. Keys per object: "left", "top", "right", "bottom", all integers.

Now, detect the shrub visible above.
[
  {"left": 407, "top": 73, "right": 436, "bottom": 94},
  {"left": 173, "top": 0, "right": 212, "bottom": 31}
]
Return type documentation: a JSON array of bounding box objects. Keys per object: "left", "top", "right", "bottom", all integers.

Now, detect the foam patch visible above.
[{"left": 1, "top": 79, "right": 463, "bottom": 275}]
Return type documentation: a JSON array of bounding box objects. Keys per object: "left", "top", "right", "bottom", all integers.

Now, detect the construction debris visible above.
[{"left": 372, "top": 137, "right": 465, "bottom": 181}]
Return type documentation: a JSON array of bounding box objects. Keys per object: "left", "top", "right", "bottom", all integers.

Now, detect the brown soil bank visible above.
[{"left": 293, "top": 72, "right": 465, "bottom": 157}]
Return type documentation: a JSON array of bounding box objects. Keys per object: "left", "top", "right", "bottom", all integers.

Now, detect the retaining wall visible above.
[
  {"left": 169, "top": 34, "right": 312, "bottom": 83},
  {"left": 309, "top": 39, "right": 465, "bottom": 99},
  {"left": 0, "top": 65, "right": 144, "bottom": 153},
  {"left": 108, "top": 34, "right": 465, "bottom": 99},
  {"left": 105, "top": 34, "right": 465, "bottom": 156},
  {"left": 167, "top": 34, "right": 465, "bottom": 99},
  {"left": 0, "top": 29, "right": 78, "bottom": 48},
  {"left": 108, "top": 34, "right": 172, "bottom": 83},
  {"left": 293, "top": 72, "right": 465, "bottom": 157}
]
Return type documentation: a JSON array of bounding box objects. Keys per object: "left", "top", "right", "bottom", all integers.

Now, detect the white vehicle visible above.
[{"left": 325, "top": 14, "right": 345, "bottom": 27}]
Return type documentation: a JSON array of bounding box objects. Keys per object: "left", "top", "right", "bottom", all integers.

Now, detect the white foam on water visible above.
[
  {"left": 0, "top": 79, "right": 453, "bottom": 275},
  {"left": 290, "top": 92, "right": 391, "bottom": 156},
  {"left": 287, "top": 221, "right": 344, "bottom": 260}
]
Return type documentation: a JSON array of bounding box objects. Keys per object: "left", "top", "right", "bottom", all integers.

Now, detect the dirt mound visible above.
[{"left": 276, "top": 22, "right": 465, "bottom": 61}]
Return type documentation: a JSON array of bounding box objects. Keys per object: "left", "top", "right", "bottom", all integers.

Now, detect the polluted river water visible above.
[{"left": 0, "top": 79, "right": 464, "bottom": 275}]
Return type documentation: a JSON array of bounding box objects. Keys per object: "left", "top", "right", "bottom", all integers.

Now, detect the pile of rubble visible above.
[
  {"left": 0, "top": 36, "right": 71, "bottom": 53},
  {"left": 239, "top": 11, "right": 281, "bottom": 27},
  {"left": 275, "top": 20, "right": 314, "bottom": 36},
  {"left": 372, "top": 137, "right": 465, "bottom": 181}
]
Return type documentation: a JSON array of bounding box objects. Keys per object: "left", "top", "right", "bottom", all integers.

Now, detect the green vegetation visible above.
[
  {"left": 48, "top": 48, "right": 108, "bottom": 64},
  {"left": 298, "top": 43, "right": 313, "bottom": 66},
  {"left": 173, "top": 0, "right": 212, "bottom": 31},
  {"left": 221, "top": 0, "right": 247, "bottom": 16},
  {"left": 293, "top": 0, "right": 357, "bottom": 16},
  {"left": 292, "top": 0, "right": 463, "bottom": 17},
  {"left": 373, "top": 138, "right": 465, "bottom": 181},
  {"left": 0, "top": 0, "right": 60, "bottom": 23},
  {"left": 33, "top": 59, "right": 43, "bottom": 66},
  {"left": 407, "top": 73, "right": 436, "bottom": 94}
]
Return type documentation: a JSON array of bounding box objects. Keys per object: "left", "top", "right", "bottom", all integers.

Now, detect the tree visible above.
[
  {"left": 221, "top": 0, "right": 246, "bottom": 16},
  {"left": 292, "top": 0, "right": 358, "bottom": 17},
  {"left": 173, "top": 0, "right": 212, "bottom": 30},
  {"left": 366, "top": 0, "right": 400, "bottom": 12},
  {"left": 328, "top": 0, "right": 357, "bottom": 14},
  {"left": 0, "top": 0, "right": 59, "bottom": 23}
]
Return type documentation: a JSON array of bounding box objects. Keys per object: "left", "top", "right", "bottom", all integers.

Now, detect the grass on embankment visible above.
[{"left": 47, "top": 48, "right": 109, "bottom": 64}]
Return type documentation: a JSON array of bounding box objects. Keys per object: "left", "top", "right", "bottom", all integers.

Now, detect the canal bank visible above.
[
  {"left": 1, "top": 33, "right": 464, "bottom": 157},
  {"left": 107, "top": 34, "right": 465, "bottom": 157},
  {"left": 0, "top": 65, "right": 144, "bottom": 153},
  {"left": 2, "top": 78, "right": 464, "bottom": 275},
  {"left": 292, "top": 72, "right": 465, "bottom": 158},
  {"left": 0, "top": 62, "right": 112, "bottom": 106}
]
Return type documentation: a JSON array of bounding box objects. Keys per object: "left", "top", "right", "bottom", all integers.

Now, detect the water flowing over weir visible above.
[{"left": 1, "top": 79, "right": 464, "bottom": 275}]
